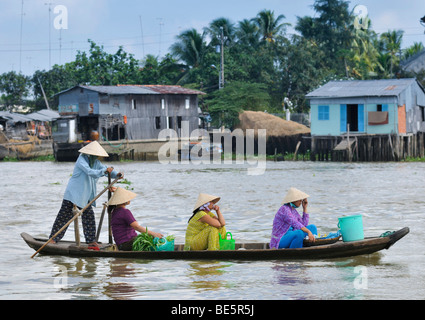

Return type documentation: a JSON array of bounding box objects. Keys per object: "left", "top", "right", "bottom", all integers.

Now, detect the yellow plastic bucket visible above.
[{"left": 337, "top": 215, "right": 364, "bottom": 242}]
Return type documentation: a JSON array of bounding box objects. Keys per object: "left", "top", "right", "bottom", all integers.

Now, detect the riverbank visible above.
[{"left": 2, "top": 152, "right": 425, "bottom": 163}]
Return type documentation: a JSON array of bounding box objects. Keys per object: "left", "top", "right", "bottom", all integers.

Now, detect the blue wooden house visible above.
[{"left": 306, "top": 78, "right": 425, "bottom": 136}]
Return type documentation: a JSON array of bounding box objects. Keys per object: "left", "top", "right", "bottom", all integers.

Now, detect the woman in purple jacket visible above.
[{"left": 270, "top": 187, "right": 317, "bottom": 249}]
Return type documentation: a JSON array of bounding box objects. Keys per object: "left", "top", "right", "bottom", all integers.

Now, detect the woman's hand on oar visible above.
[{"left": 104, "top": 167, "right": 124, "bottom": 180}]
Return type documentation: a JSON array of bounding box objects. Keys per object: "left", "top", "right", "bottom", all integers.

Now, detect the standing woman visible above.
[
  {"left": 184, "top": 193, "right": 226, "bottom": 251},
  {"left": 49, "top": 141, "right": 122, "bottom": 250},
  {"left": 270, "top": 187, "right": 317, "bottom": 249}
]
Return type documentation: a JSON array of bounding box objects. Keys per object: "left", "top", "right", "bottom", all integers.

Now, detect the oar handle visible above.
[{"left": 31, "top": 176, "right": 121, "bottom": 259}]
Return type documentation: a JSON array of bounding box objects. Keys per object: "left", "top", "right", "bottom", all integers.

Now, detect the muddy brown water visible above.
[{"left": 0, "top": 160, "right": 423, "bottom": 299}]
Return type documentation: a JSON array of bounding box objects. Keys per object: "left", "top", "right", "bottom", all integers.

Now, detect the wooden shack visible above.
[
  {"left": 53, "top": 85, "right": 205, "bottom": 160},
  {"left": 306, "top": 78, "right": 425, "bottom": 161},
  {"left": 57, "top": 84, "right": 205, "bottom": 141}
]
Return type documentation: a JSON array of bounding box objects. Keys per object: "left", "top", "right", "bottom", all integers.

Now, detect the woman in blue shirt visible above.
[{"left": 49, "top": 141, "right": 122, "bottom": 250}]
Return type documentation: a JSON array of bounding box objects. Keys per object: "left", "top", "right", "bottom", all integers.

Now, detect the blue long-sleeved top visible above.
[{"left": 63, "top": 154, "right": 118, "bottom": 208}]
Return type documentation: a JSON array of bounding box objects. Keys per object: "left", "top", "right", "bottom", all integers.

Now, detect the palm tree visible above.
[
  {"left": 170, "top": 28, "right": 206, "bottom": 68},
  {"left": 204, "top": 17, "right": 235, "bottom": 47},
  {"left": 252, "top": 9, "right": 290, "bottom": 43},
  {"left": 403, "top": 42, "right": 424, "bottom": 60},
  {"left": 349, "top": 16, "right": 383, "bottom": 79},
  {"left": 380, "top": 29, "right": 404, "bottom": 76},
  {"left": 236, "top": 19, "right": 260, "bottom": 47}
]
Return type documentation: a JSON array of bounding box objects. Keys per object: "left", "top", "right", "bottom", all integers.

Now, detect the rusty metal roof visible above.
[{"left": 143, "top": 85, "right": 205, "bottom": 95}]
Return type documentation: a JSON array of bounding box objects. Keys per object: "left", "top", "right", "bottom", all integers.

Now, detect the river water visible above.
[{"left": 0, "top": 160, "right": 424, "bottom": 300}]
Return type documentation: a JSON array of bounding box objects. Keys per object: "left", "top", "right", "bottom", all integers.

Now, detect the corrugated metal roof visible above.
[
  {"left": 0, "top": 111, "right": 31, "bottom": 123},
  {"left": 37, "top": 109, "right": 60, "bottom": 119},
  {"left": 0, "top": 109, "right": 59, "bottom": 123},
  {"left": 401, "top": 49, "right": 425, "bottom": 69},
  {"left": 26, "top": 112, "right": 50, "bottom": 121},
  {"left": 27, "top": 109, "right": 59, "bottom": 121},
  {"left": 143, "top": 85, "right": 206, "bottom": 95},
  {"left": 81, "top": 85, "right": 157, "bottom": 95},
  {"left": 306, "top": 78, "right": 419, "bottom": 99},
  {"left": 57, "top": 85, "right": 205, "bottom": 96}
]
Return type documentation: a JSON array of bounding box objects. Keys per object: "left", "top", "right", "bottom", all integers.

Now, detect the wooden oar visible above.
[
  {"left": 31, "top": 176, "right": 121, "bottom": 258},
  {"left": 95, "top": 171, "right": 112, "bottom": 243},
  {"left": 95, "top": 203, "right": 108, "bottom": 242},
  {"left": 107, "top": 171, "right": 113, "bottom": 244}
]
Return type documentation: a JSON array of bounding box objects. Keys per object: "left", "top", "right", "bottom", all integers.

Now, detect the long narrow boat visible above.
[{"left": 22, "top": 227, "right": 409, "bottom": 260}]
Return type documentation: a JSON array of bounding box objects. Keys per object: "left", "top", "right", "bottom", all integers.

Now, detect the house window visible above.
[
  {"left": 168, "top": 117, "right": 173, "bottom": 129},
  {"left": 177, "top": 116, "right": 182, "bottom": 129},
  {"left": 318, "top": 105, "right": 329, "bottom": 120},
  {"left": 155, "top": 117, "right": 161, "bottom": 129},
  {"left": 185, "top": 98, "right": 190, "bottom": 109},
  {"left": 132, "top": 99, "right": 137, "bottom": 110},
  {"left": 377, "top": 104, "right": 388, "bottom": 112},
  {"left": 420, "top": 106, "right": 425, "bottom": 122},
  {"left": 161, "top": 99, "right": 165, "bottom": 110}
]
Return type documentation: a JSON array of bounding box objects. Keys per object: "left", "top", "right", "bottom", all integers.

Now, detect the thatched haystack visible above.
[
  {"left": 234, "top": 111, "right": 311, "bottom": 156},
  {"left": 237, "top": 111, "right": 310, "bottom": 137}
]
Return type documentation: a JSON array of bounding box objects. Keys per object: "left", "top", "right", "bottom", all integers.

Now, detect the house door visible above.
[{"left": 340, "top": 104, "right": 364, "bottom": 133}]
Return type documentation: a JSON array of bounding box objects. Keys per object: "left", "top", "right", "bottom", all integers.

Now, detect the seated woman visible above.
[
  {"left": 109, "top": 187, "right": 163, "bottom": 251},
  {"left": 270, "top": 187, "right": 317, "bottom": 249},
  {"left": 184, "top": 193, "right": 226, "bottom": 251}
]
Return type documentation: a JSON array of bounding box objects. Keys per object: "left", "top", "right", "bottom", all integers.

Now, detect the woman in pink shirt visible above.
[
  {"left": 109, "top": 187, "right": 163, "bottom": 251},
  {"left": 270, "top": 188, "right": 317, "bottom": 249}
]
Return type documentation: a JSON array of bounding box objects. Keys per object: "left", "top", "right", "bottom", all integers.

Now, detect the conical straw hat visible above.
[
  {"left": 282, "top": 187, "right": 309, "bottom": 204},
  {"left": 108, "top": 187, "right": 137, "bottom": 205},
  {"left": 193, "top": 193, "right": 220, "bottom": 213},
  {"left": 78, "top": 141, "right": 109, "bottom": 157}
]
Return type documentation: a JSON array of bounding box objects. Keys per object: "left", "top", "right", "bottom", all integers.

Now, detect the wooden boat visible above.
[
  {"left": 0, "top": 139, "right": 53, "bottom": 160},
  {"left": 22, "top": 227, "right": 409, "bottom": 260}
]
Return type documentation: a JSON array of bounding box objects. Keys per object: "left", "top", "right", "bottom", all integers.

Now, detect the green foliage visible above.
[
  {"left": 207, "top": 81, "right": 271, "bottom": 128},
  {"left": 0, "top": 71, "right": 31, "bottom": 110},
  {"left": 0, "top": 2, "right": 422, "bottom": 123}
]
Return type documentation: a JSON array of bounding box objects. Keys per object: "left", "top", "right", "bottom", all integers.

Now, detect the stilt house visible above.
[
  {"left": 307, "top": 78, "right": 425, "bottom": 136},
  {"left": 55, "top": 84, "right": 205, "bottom": 142}
]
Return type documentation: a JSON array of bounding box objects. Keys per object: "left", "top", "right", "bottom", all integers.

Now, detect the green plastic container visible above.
[
  {"left": 337, "top": 215, "right": 364, "bottom": 242},
  {"left": 219, "top": 232, "right": 235, "bottom": 250}
]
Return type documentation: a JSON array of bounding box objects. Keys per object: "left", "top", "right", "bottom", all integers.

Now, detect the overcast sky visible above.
[{"left": 0, "top": 0, "right": 424, "bottom": 76}]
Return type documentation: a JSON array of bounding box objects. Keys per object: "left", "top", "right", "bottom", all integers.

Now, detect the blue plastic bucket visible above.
[{"left": 337, "top": 215, "right": 364, "bottom": 242}]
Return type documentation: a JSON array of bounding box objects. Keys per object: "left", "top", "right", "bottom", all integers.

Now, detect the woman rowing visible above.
[{"left": 49, "top": 141, "right": 122, "bottom": 250}]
